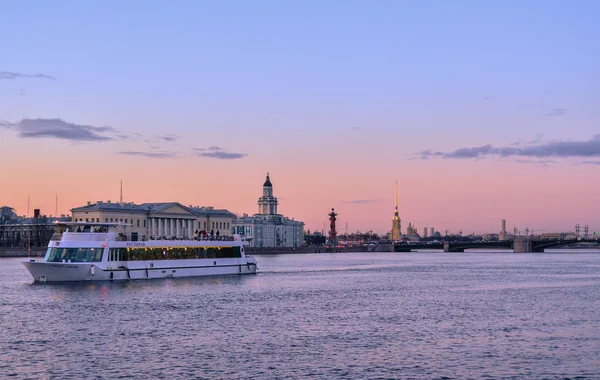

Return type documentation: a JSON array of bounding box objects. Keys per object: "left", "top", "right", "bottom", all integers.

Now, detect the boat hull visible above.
[{"left": 23, "top": 259, "right": 257, "bottom": 282}]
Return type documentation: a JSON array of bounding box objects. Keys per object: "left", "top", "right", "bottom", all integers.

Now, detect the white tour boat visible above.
[{"left": 23, "top": 222, "right": 257, "bottom": 282}]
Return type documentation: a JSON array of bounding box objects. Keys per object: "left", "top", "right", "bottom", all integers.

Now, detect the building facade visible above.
[
  {"left": 71, "top": 201, "right": 235, "bottom": 241},
  {"left": 0, "top": 207, "right": 71, "bottom": 247},
  {"left": 233, "top": 174, "right": 304, "bottom": 247}
]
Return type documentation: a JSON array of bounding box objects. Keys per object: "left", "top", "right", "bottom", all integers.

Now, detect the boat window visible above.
[
  {"left": 46, "top": 248, "right": 104, "bottom": 262},
  {"left": 121, "top": 246, "right": 242, "bottom": 261},
  {"left": 109, "top": 248, "right": 128, "bottom": 261}
]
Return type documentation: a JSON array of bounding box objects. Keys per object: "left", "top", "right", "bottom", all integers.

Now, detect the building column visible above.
[{"left": 157, "top": 218, "right": 162, "bottom": 237}]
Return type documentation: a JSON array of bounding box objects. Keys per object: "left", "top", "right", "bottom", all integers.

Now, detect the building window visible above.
[
  {"left": 137, "top": 219, "right": 140, "bottom": 227},
  {"left": 143, "top": 220, "right": 146, "bottom": 227},
  {"left": 204, "top": 222, "right": 206, "bottom": 228},
  {"left": 105, "top": 218, "right": 108, "bottom": 222},
  {"left": 125, "top": 219, "right": 128, "bottom": 224},
  {"left": 111, "top": 218, "right": 114, "bottom": 222},
  {"left": 85, "top": 218, "right": 89, "bottom": 222}
]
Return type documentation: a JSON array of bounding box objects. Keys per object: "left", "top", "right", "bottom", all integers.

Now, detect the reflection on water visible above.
[{"left": 1, "top": 251, "right": 600, "bottom": 378}]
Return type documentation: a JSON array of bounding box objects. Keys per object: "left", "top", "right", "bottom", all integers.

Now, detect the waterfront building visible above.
[
  {"left": 233, "top": 173, "right": 304, "bottom": 247},
  {"left": 71, "top": 201, "right": 235, "bottom": 241},
  {"left": 423, "top": 227, "right": 428, "bottom": 238},
  {"left": 391, "top": 180, "right": 402, "bottom": 241},
  {"left": 0, "top": 207, "right": 71, "bottom": 247}
]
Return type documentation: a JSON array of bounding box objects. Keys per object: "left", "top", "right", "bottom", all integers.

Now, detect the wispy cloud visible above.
[
  {"left": 0, "top": 118, "right": 119, "bottom": 141},
  {"left": 514, "top": 159, "right": 556, "bottom": 166},
  {"left": 0, "top": 71, "right": 56, "bottom": 81},
  {"left": 156, "top": 134, "right": 180, "bottom": 142},
  {"left": 577, "top": 160, "right": 600, "bottom": 166},
  {"left": 118, "top": 151, "right": 176, "bottom": 159},
  {"left": 193, "top": 146, "right": 248, "bottom": 160},
  {"left": 547, "top": 108, "right": 567, "bottom": 116},
  {"left": 341, "top": 199, "right": 379, "bottom": 204},
  {"left": 508, "top": 133, "right": 545, "bottom": 147},
  {"left": 418, "top": 135, "right": 600, "bottom": 161},
  {"left": 198, "top": 151, "right": 248, "bottom": 160}
]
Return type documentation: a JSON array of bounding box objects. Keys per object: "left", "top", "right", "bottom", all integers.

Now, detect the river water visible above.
[{"left": 1, "top": 251, "right": 600, "bottom": 379}]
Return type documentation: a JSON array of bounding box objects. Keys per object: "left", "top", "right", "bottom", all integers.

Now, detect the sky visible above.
[{"left": 1, "top": 0, "right": 599, "bottom": 234}]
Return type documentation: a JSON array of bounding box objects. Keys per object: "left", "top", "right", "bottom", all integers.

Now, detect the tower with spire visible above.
[
  {"left": 257, "top": 172, "right": 278, "bottom": 215},
  {"left": 391, "top": 180, "right": 402, "bottom": 241}
]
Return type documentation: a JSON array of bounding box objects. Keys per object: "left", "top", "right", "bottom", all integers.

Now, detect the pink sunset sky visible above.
[{"left": 1, "top": 1, "right": 599, "bottom": 234}]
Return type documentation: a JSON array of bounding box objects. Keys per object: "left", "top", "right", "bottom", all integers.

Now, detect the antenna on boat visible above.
[
  {"left": 55, "top": 193, "right": 58, "bottom": 217},
  {"left": 120, "top": 181, "right": 123, "bottom": 205}
]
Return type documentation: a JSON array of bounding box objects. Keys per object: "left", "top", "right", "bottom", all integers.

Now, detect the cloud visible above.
[
  {"left": 0, "top": 71, "right": 56, "bottom": 81},
  {"left": 418, "top": 135, "right": 600, "bottom": 161},
  {"left": 351, "top": 127, "right": 361, "bottom": 131},
  {"left": 118, "top": 151, "right": 176, "bottom": 159},
  {"left": 341, "top": 199, "right": 379, "bottom": 204},
  {"left": 547, "top": 108, "right": 567, "bottom": 116},
  {"left": 508, "top": 133, "right": 545, "bottom": 147},
  {"left": 0, "top": 118, "right": 119, "bottom": 141},
  {"left": 156, "top": 134, "right": 180, "bottom": 142},
  {"left": 198, "top": 151, "right": 248, "bottom": 160},
  {"left": 191, "top": 146, "right": 247, "bottom": 159},
  {"left": 577, "top": 160, "right": 600, "bottom": 166},
  {"left": 514, "top": 159, "right": 556, "bottom": 166}
]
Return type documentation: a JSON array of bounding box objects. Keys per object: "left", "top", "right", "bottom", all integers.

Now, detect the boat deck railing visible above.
[{"left": 145, "top": 236, "right": 235, "bottom": 242}]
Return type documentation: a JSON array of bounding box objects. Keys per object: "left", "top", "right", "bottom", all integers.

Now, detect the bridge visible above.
[{"left": 394, "top": 237, "right": 600, "bottom": 253}]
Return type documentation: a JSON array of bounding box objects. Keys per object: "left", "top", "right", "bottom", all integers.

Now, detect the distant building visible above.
[
  {"left": 233, "top": 173, "right": 304, "bottom": 247},
  {"left": 430, "top": 227, "right": 434, "bottom": 237},
  {"left": 71, "top": 201, "right": 235, "bottom": 241},
  {"left": 499, "top": 219, "right": 508, "bottom": 241},
  {"left": 390, "top": 180, "right": 402, "bottom": 241},
  {"left": 422, "top": 227, "right": 428, "bottom": 238},
  {"left": 0, "top": 207, "right": 71, "bottom": 247},
  {"left": 406, "top": 222, "right": 419, "bottom": 238}
]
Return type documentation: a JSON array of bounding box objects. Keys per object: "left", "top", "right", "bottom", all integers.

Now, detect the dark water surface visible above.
[{"left": 2, "top": 251, "right": 600, "bottom": 379}]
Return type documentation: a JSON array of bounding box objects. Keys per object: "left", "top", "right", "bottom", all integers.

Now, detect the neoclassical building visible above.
[
  {"left": 233, "top": 174, "right": 304, "bottom": 247},
  {"left": 71, "top": 201, "right": 235, "bottom": 241}
]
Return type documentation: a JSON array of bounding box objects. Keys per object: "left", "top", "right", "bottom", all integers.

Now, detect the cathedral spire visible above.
[
  {"left": 391, "top": 180, "right": 401, "bottom": 241},
  {"left": 395, "top": 180, "right": 398, "bottom": 212}
]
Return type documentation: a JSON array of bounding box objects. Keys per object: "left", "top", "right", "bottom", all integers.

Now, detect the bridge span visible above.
[{"left": 394, "top": 238, "right": 600, "bottom": 253}]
